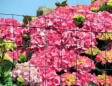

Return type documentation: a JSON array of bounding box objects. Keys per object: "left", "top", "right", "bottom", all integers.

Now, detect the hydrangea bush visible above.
[{"left": 0, "top": 0, "right": 112, "bottom": 86}]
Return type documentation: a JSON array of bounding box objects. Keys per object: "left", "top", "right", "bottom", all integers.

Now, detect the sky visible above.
[{"left": 0, "top": 0, "right": 90, "bottom": 21}]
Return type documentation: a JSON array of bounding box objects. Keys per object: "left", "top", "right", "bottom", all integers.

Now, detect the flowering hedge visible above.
[{"left": 0, "top": 0, "right": 112, "bottom": 86}]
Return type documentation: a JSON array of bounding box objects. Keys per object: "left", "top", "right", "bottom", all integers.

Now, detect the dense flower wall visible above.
[{"left": 0, "top": 0, "right": 112, "bottom": 86}]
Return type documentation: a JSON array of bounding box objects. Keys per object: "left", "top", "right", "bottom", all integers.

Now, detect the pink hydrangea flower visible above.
[
  {"left": 38, "top": 68, "right": 60, "bottom": 86},
  {"left": 30, "top": 49, "right": 46, "bottom": 67},
  {"left": 62, "top": 30, "right": 97, "bottom": 50},
  {"left": 10, "top": 62, "right": 42, "bottom": 86},
  {"left": 97, "top": 73, "right": 112, "bottom": 86},
  {"left": 62, "top": 49, "right": 95, "bottom": 71},
  {"left": 0, "top": 18, "right": 30, "bottom": 46},
  {"left": 30, "top": 46, "right": 61, "bottom": 68},
  {"left": 76, "top": 71, "right": 99, "bottom": 85},
  {"left": 61, "top": 72, "right": 98, "bottom": 86},
  {"left": 96, "top": 50, "right": 112, "bottom": 64}
]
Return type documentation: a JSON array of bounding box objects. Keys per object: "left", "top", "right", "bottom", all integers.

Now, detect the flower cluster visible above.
[
  {"left": 61, "top": 73, "right": 76, "bottom": 86},
  {"left": 1, "top": 0, "right": 112, "bottom": 86},
  {"left": 10, "top": 62, "right": 42, "bottom": 86},
  {"left": 28, "top": 0, "right": 112, "bottom": 85},
  {"left": 97, "top": 73, "right": 112, "bottom": 86},
  {"left": 96, "top": 50, "right": 112, "bottom": 64},
  {"left": 0, "top": 18, "right": 30, "bottom": 47},
  {"left": 61, "top": 72, "right": 99, "bottom": 86}
]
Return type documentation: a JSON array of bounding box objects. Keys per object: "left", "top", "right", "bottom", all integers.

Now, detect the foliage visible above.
[{"left": 55, "top": 0, "right": 68, "bottom": 7}]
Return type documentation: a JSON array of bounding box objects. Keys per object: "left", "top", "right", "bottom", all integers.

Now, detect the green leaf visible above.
[
  {"left": 2, "top": 60, "right": 13, "bottom": 72},
  {"left": 61, "top": 0, "right": 67, "bottom": 6},
  {"left": 0, "top": 66, "right": 2, "bottom": 77},
  {"left": 18, "top": 83, "right": 24, "bottom": 86},
  {"left": 18, "top": 51, "right": 33, "bottom": 63},
  {"left": 73, "top": 14, "right": 86, "bottom": 27},
  {"left": 23, "top": 16, "right": 32, "bottom": 26},
  {"left": 0, "top": 40, "right": 16, "bottom": 52},
  {"left": 83, "top": 82, "right": 97, "bottom": 86},
  {"left": 22, "top": 34, "right": 29, "bottom": 40},
  {"left": 0, "top": 60, "right": 13, "bottom": 78},
  {"left": 55, "top": 0, "right": 67, "bottom": 7},
  {"left": 17, "top": 77, "right": 24, "bottom": 83},
  {"left": 18, "top": 53, "right": 27, "bottom": 63},
  {"left": 0, "top": 83, "right": 2, "bottom": 86},
  {"left": 26, "top": 51, "right": 33, "bottom": 60},
  {"left": 32, "top": 16, "right": 37, "bottom": 20},
  {"left": 99, "top": 2, "right": 107, "bottom": 11},
  {"left": 5, "top": 82, "right": 13, "bottom": 86},
  {"left": 3, "top": 71, "right": 10, "bottom": 77},
  {"left": 0, "top": 39, "right": 3, "bottom": 43},
  {"left": 6, "top": 77, "right": 13, "bottom": 82},
  {"left": 91, "top": 0, "right": 97, "bottom": 4},
  {"left": 13, "top": 84, "right": 18, "bottom": 86},
  {"left": 90, "top": 8, "right": 99, "bottom": 12},
  {"left": 1, "top": 60, "right": 14, "bottom": 77},
  {"left": 3, "top": 54, "right": 13, "bottom": 62},
  {"left": 17, "top": 77, "right": 24, "bottom": 86}
]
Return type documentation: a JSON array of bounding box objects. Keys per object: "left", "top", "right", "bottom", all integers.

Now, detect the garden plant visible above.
[{"left": 0, "top": 0, "right": 112, "bottom": 86}]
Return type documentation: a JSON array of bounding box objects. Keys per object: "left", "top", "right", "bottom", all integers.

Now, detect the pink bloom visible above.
[
  {"left": 61, "top": 72, "right": 98, "bottom": 86},
  {"left": 62, "top": 49, "right": 95, "bottom": 71},
  {"left": 0, "top": 18, "right": 29, "bottom": 46},
  {"left": 30, "top": 49, "right": 45, "bottom": 67},
  {"left": 30, "top": 46, "right": 61, "bottom": 68},
  {"left": 47, "top": 29, "right": 61, "bottom": 45},
  {"left": 97, "top": 73, "right": 112, "bottom": 86},
  {"left": 62, "top": 30, "right": 97, "bottom": 52},
  {"left": 96, "top": 50, "right": 112, "bottom": 64},
  {"left": 76, "top": 72, "right": 98, "bottom": 85},
  {"left": 38, "top": 68, "right": 60, "bottom": 86},
  {"left": 10, "top": 62, "right": 42, "bottom": 86}
]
